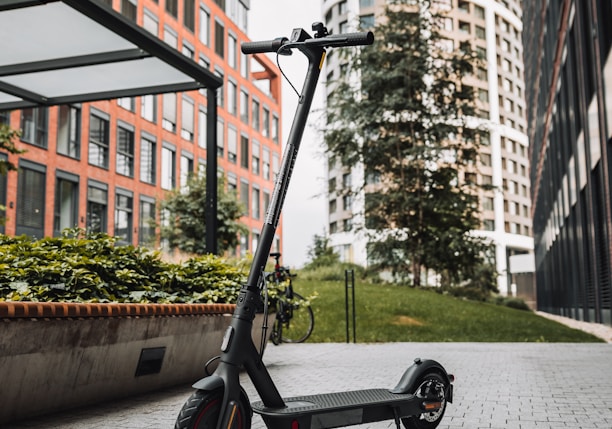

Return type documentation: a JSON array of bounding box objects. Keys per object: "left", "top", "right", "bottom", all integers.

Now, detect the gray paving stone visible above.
[{"left": 6, "top": 343, "right": 612, "bottom": 429}]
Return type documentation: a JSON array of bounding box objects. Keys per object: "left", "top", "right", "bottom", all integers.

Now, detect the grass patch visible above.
[{"left": 287, "top": 278, "right": 602, "bottom": 343}]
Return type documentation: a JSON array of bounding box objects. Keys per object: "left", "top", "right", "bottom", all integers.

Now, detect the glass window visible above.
[
  {"left": 139, "top": 197, "right": 156, "bottom": 246},
  {"left": 163, "top": 93, "right": 177, "bottom": 132},
  {"left": 57, "top": 105, "right": 80, "bottom": 158},
  {"left": 240, "top": 90, "right": 249, "bottom": 123},
  {"left": 252, "top": 99, "right": 260, "bottom": 130},
  {"left": 262, "top": 107, "right": 269, "bottom": 137},
  {"left": 180, "top": 153, "right": 194, "bottom": 189},
  {"left": 263, "top": 147, "right": 270, "bottom": 180},
  {"left": 272, "top": 115, "right": 279, "bottom": 143},
  {"left": 181, "top": 96, "right": 195, "bottom": 141},
  {"left": 141, "top": 94, "right": 157, "bottom": 123},
  {"left": 215, "top": 20, "right": 225, "bottom": 58},
  {"left": 121, "top": 0, "right": 137, "bottom": 21},
  {"left": 161, "top": 145, "right": 176, "bottom": 190},
  {"left": 198, "top": 108, "right": 207, "bottom": 148},
  {"left": 199, "top": 7, "right": 210, "bottom": 45},
  {"left": 88, "top": 113, "right": 109, "bottom": 168},
  {"left": 166, "top": 0, "right": 178, "bottom": 18},
  {"left": 21, "top": 107, "right": 48, "bottom": 148},
  {"left": 87, "top": 183, "right": 107, "bottom": 234},
  {"left": 228, "top": 126, "right": 237, "bottom": 164},
  {"left": 118, "top": 97, "right": 135, "bottom": 111},
  {"left": 217, "top": 118, "right": 224, "bottom": 157},
  {"left": 54, "top": 175, "right": 78, "bottom": 236},
  {"left": 228, "top": 34, "right": 237, "bottom": 68},
  {"left": 240, "top": 134, "right": 249, "bottom": 169},
  {"left": 115, "top": 191, "right": 133, "bottom": 244},
  {"left": 240, "top": 180, "right": 249, "bottom": 215},
  {"left": 240, "top": 51, "right": 248, "bottom": 78},
  {"left": 117, "top": 124, "right": 135, "bottom": 177},
  {"left": 143, "top": 11, "right": 158, "bottom": 35},
  {"left": 252, "top": 187, "right": 260, "bottom": 220},
  {"left": 359, "top": 0, "right": 373, "bottom": 7},
  {"left": 227, "top": 81, "right": 237, "bottom": 115},
  {"left": 359, "top": 14, "right": 374, "bottom": 29},
  {"left": 16, "top": 163, "right": 45, "bottom": 237},
  {"left": 140, "top": 135, "right": 156, "bottom": 184},
  {"left": 184, "top": 0, "right": 195, "bottom": 31},
  {"left": 252, "top": 140, "right": 260, "bottom": 175}
]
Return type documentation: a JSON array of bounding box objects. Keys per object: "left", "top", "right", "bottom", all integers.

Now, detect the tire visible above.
[
  {"left": 270, "top": 318, "right": 282, "bottom": 345},
  {"left": 401, "top": 372, "right": 448, "bottom": 429},
  {"left": 280, "top": 292, "right": 314, "bottom": 343},
  {"left": 175, "top": 388, "right": 251, "bottom": 429}
]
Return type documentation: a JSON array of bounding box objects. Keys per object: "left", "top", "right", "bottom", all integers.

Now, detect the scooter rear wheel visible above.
[
  {"left": 175, "top": 388, "right": 251, "bottom": 429},
  {"left": 401, "top": 372, "right": 447, "bottom": 429}
]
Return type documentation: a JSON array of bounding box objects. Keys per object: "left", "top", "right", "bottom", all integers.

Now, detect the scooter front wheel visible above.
[
  {"left": 401, "top": 372, "right": 448, "bottom": 429},
  {"left": 175, "top": 388, "right": 252, "bottom": 429}
]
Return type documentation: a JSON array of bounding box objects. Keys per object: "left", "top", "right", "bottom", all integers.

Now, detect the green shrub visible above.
[
  {"left": 298, "top": 261, "right": 366, "bottom": 282},
  {"left": 0, "top": 230, "right": 246, "bottom": 304},
  {"left": 493, "top": 295, "right": 532, "bottom": 311}
]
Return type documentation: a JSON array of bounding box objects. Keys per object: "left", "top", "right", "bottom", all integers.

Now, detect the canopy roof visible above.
[{"left": 0, "top": 0, "right": 222, "bottom": 110}]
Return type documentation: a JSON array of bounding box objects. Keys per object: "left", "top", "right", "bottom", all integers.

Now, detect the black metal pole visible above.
[{"left": 205, "top": 87, "right": 218, "bottom": 255}]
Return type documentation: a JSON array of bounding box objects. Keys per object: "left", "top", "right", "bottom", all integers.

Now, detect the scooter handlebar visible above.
[
  {"left": 241, "top": 30, "right": 374, "bottom": 54},
  {"left": 241, "top": 37, "right": 289, "bottom": 54}
]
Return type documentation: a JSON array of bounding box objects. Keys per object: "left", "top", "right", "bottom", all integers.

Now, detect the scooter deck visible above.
[{"left": 252, "top": 388, "right": 422, "bottom": 429}]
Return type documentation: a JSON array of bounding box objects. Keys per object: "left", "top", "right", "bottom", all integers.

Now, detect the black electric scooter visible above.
[{"left": 175, "top": 23, "right": 454, "bottom": 429}]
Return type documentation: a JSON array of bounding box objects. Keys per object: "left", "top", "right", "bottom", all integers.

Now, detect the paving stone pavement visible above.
[{"left": 7, "top": 342, "right": 612, "bottom": 429}]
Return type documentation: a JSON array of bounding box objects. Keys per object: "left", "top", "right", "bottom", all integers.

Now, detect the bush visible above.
[
  {"left": 0, "top": 230, "right": 246, "bottom": 304},
  {"left": 298, "top": 261, "right": 366, "bottom": 282},
  {"left": 493, "top": 295, "right": 532, "bottom": 311}
]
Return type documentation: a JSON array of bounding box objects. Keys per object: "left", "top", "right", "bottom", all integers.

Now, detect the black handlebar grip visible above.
[
  {"left": 241, "top": 37, "right": 289, "bottom": 54},
  {"left": 319, "top": 31, "right": 374, "bottom": 47}
]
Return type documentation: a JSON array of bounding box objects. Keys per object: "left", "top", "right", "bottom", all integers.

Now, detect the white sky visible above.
[{"left": 248, "top": 1, "right": 327, "bottom": 268}]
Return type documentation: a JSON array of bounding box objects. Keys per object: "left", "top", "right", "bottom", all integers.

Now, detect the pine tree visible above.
[{"left": 324, "top": 0, "right": 493, "bottom": 286}]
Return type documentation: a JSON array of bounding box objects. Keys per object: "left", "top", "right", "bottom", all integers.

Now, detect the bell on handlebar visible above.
[{"left": 312, "top": 22, "right": 329, "bottom": 38}]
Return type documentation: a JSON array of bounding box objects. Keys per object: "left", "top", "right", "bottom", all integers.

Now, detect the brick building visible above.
[{"left": 0, "top": 0, "right": 283, "bottom": 257}]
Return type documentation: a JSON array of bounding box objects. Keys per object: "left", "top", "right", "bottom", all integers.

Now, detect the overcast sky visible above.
[{"left": 248, "top": 1, "right": 327, "bottom": 268}]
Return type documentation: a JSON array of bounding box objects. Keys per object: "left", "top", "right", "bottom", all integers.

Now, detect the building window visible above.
[
  {"left": 263, "top": 190, "right": 270, "bottom": 216},
  {"left": 121, "top": 0, "right": 137, "bottom": 20},
  {"left": 215, "top": 20, "right": 225, "bottom": 58},
  {"left": 16, "top": 162, "right": 45, "bottom": 237},
  {"left": 180, "top": 153, "right": 194, "bottom": 189},
  {"left": 240, "top": 90, "right": 249, "bottom": 123},
  {"left": 181, "top": 96, "right": 195, "bottom": 141},
  {"left": 117, "top": 124, "right": 135, "bottom": 177},
  {"left": 359, "top": 0, "right": 373, "bottom": 7},
  {"left": 161, "top": 145, "right": 176, "bottom": 190},
  {"left": 240, "top": 50, "right": 248, "bottom": 78},
  {"left": 199, "top": 7, "right": 210, "bottom": 45},
  {"left": 252, "top": 186, "right": 260, "bottom": 219},
  {"left": 141, "top": 94, "right": 157, "bottom": 123},
  {"left": 166, "top": 0, "right": 178, "bottom": 18},
  {"left": 262, "top": 107, "right": 270, "bottom": 137},
  {"left": 475, "top": 25, "right": 485, "bottom": 40},
  {"left": 21, "top": 107, "right": 48, "bottom": 148},
  {"left": 228, "top": 126, "right": 237, "bottom": 163},
  {"left": 240, "top": 180, "right": 249, "bottom": 216},
  {"left": 228, "top": 33, "right": 237, "bottom": 68},
  {"left": 458, "top": 21, "right": 470, "bottom": 34},
  {"left": 252, "top": 140, "right": 260, "bottom": 175},
  {"left": 240, "top": 134, "right": 249, "bottom": 169},
  {"left": 217, "top": 118, "right": 224, "bottom": 157},
  {"left": 339, "top": 0, "right": 347, "bottom": 14},
  {"left": 262, "top": 147, "right": 270, "bottom": 180},
  {"left": 184, "top": 0, "right": 195, "bottom": 31},
  {"left": 117, "top": 97, "right": 135, "bottom": 111},
  {"left": 0, "top": 155, "right": 5, "bottom": 233},
  {"left": 329, "top": 199, "right": 337, "bottom": 213},
  {"left": 87, "top": 182, "right": 108, "bottom": 234},
  {"left": 272, "top": 153, "right": 279, "bottom": 177},
  {"left": 89, "top": 112, "right": 109, "bottom": 168},
  {"left": 139, "top": 197, "right": 156, "bottom": 246},
  {"left": 272, "top": 115, "right": 279, "bottom": 143},
  {"left": 162, "top": 93, "right": 177, "bottom": 132},
  {"left": 54, "top": 173, "right": 79, "bottom": 236},
  {"left": 140, "top": 135, "right": 156, "bottom": 185},
  {"left": 227, "top": 80, "right": 237, "bottom": 115},
  {"left": 143, "top": 10, "right": 158, "bottom": 35},
  {"left": 359, "top": 14, "right": 375, "bottom": 29},
  {"left": 252, "top": 99, "right": 260, "bottom": 130},
  {"left": 115, "top": 190, "right": 133, "bottom": 244},
  {"left": 57, "top": 105, "right": 80, "bottom": 158},
  {"left": 198, "top": 108, "right": 207, "bottom": 148}
]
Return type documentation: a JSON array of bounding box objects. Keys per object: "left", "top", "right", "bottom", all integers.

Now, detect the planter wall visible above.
[{"left": 0, "top": 302, "right": 268, "bottom": 425}]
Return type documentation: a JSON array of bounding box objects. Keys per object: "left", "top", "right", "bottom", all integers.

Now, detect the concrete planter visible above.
[{"left": 0, "top": 302, "right": 269, "bottom": 424}]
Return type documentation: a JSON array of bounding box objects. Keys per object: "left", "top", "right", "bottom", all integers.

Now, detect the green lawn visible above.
[{"left": 288, "top": 278, "right": 603, "bottom": 343}]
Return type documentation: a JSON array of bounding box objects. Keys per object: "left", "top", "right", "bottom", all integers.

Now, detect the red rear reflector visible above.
[
  {"left": 422, "top": 401, "right": 442, "bottom": 411},
  {"left": 292, "top": 420, "right": 299, "bottom": 429}
]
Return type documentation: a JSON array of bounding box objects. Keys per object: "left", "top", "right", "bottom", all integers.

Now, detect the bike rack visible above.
[{"left": 345, "top": 269, "right": 356, "bottom": 343}]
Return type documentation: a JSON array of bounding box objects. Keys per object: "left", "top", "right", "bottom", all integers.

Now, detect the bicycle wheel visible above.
[
  {"left": 175, "top": 388, "right": 251, "bottom": 429},
  {"left": 280, "top": 292, "right": 314, "bottom": 343},
  {"left": 270, "top": 317, "right": 282, "bottom": 345}
]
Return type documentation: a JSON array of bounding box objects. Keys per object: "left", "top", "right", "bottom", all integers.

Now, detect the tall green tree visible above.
[
  {"left": 324, "top": 0, "right": 493, "bottom": 286},
  {"left": 0, "top": 123, "right": 25, "bottom": 225},
  {"left": 158, "top": 174, "right": 247, "bottom": 255}
]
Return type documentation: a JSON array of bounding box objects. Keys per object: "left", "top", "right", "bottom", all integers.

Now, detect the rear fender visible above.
[{"left": 389, "top": 358, "right": 453, "bottom": 402}]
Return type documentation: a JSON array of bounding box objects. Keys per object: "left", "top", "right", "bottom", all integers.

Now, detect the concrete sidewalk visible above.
[{"left": 9, "top": 342, "right": 612, "bottom": 429}]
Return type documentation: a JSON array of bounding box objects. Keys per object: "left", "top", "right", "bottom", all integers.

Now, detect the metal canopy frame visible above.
[
  {"left": 0, "top": 0, "right": 222, "bottom": 254},
  {"left": 0, "top": 0, "right": 222, "bottom": 109}
]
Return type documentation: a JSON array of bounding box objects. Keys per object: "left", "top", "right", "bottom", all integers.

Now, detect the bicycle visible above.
[
  {"left": 265, "top": 252, "right": 314, "bottom": 345},
  {"left": 175, "top": 23, "right": 453, "bottom": 429}
]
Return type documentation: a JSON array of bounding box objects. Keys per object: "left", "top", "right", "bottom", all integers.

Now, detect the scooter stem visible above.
[{"left": 245, "top": 44, "right": 325, "bottom": 290}]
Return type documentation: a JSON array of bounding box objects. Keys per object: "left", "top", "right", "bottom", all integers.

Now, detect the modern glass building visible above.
[
  {"left": 0, "top": 0, "right": 283, "bottom": 257},
  {"left": 322, "top": 0, "right": 532, "bottom": 295},
  {"left": 523, "top": 1, "right": 612, "bottom": 325}
]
